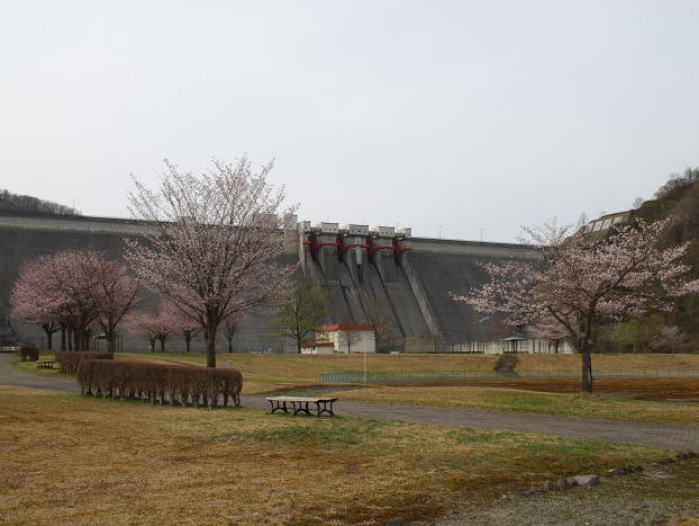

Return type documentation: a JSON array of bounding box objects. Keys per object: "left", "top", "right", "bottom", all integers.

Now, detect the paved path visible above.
[
  {"left": 1, "top": 354, "right": 697, "bottom": 450},
  {"left": 0, "top": 353, "right": 77, "bottom": 392}
]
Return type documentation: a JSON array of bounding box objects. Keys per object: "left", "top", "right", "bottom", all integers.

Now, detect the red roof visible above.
[{"left": 317, "top": 324, "right": 374, "bottom": 332}]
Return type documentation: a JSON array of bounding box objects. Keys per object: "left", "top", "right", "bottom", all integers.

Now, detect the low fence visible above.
[{"left": 319, "top": 369, "right": 699, "bottom": 384}]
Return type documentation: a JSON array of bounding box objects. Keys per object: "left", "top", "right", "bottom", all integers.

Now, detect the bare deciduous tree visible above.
[
  {"left": 271, "top": 275, "right": 330, "bottom": 353},
  {"left": 223, "top": 316, "right": 239, "bottom": 354},
  {"left": 363, "top": 294, "right": 395, "bottom": 351}
]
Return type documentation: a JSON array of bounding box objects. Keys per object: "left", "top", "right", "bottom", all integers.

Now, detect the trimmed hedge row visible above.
[
  {"left": 76, "top": 360, "right": 243, "bottom": 407},
  {"left": 56, "top": 351, "right": 113, "bottom": 374},
  {"left": 18, "top": 345, "right": 39, "bottom": 362}
]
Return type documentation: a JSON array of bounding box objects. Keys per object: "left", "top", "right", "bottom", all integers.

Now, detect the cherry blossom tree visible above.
[
  {"left": 181, "top": 327, "right": 199, "bottom": 353},
  {"left": 11, "top": 251, "right": 96, "bottom": 350},
  {"left": 11, "top": 250, "right": 138, "bottom": 352},
  {"left": 83, "top": 251, "right": 139, "bottom": 353},
  {"left": 11, "top": 257, "right": 63, "bottom": 349},
  {"left": 126, "top": 303, "right": 181, "bottom": 352},
  {"left": 126, "top": 156, "right": 295, "bottom": 367},
  {"left": 649, "top": 325, "right": 686, "bottom": 355},
  {"left": 458, "top": 218, "right": 699, "bottom": 392}
]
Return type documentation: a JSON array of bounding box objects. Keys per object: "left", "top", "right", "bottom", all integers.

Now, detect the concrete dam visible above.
[{"left": 0, "top": 210, "right": 539, "bottom": 352}]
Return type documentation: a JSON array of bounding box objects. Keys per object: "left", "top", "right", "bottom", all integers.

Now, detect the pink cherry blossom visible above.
[
  {"left": 11, "top": 249, "right": 138, "bottom": 351},
  {"left": 125, "top": 302, "right": 181, "bottom": 352},
  {"left": 456, "top": 217, "right": 699, "bottom": 392},
  {"left": 125, "top": 156, "right": 296, "bottom": 367}
]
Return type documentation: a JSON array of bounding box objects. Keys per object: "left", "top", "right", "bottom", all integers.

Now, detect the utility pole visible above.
[{"left": 363, "top": 351, "right": 367, "bottom": 384}]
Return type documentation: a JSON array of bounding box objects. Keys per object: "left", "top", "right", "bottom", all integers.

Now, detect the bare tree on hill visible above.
[{"left": 0, "top": 189, "right": 79, "bottom": 215}]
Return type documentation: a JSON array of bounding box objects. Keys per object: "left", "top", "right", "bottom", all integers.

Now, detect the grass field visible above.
[
  {"left": 13, "top": 352, "right": 61, "bottom": 377},
  {"left": 16, "top": 351, "right": 699, "bottom": 387},
  {"left": 0, "top": 385, "right": 669, "bottom": 525},
  {"left": 114, "top": 351, "right": 699, "bottom": 394},
  {"left": 469, "top": 378, "right": 699, "bottom": 401},
  {"left": 13, "top": 352, "right": 699, "bottom": 424},
  {"left": 118, "top": 352, "right": 504, "bottom": 393},
  {"left": 325, "top": 385, "right": 699, "bottom": 424}
]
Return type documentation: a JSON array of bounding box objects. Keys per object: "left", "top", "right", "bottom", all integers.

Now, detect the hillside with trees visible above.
[
  {"left": 0, "top": 189, "right": 79, "bottom": 215},
  {"left": 633, "top": 167, "right": 699, "bottom": 347}
]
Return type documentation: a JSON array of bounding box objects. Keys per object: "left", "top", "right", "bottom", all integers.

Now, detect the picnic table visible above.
[
  {"left": 37, "top": 360, "right": 56, "bottom": 369},
  {"left": 266, "top": 396, "right": 337, "bottom": 417}
]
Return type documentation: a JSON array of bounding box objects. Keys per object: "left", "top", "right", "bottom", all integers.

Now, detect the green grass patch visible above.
[{"left": 12, "top": 351, "right": 60, "bottom": 376}]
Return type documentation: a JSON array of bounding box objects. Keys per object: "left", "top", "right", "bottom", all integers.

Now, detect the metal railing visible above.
[{"left": 318, "top": 368, "right": 699, "bottom": 384}]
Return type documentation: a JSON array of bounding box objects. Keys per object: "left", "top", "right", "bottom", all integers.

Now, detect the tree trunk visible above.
[
  {"left": 43, "top": 326, "right": 53, "bottom": 350},
  {"left": 60, "top": 327, "right": 66, "bottom": 351},
  {"left": 206, "top": 328, "right": 217, "bottom": 368},
  {"left": 185, "top": 338, "right": 191, "bottom": 352},
  {"left": 106, "top": 331, "right": 115, "bottom": 353},
  {"left": 159, "top": 337, "right": 165, "bottom": 352},
  {"left": 297, "top": 338, "right": 302, "bottom": 354},
  {"left": 149, "top": 338, "right": 155, "bottom": 353},
  {"left": 227, "top": 338, "right": 233, "bottom": 354},
  {"left": 581, "top": 350, "right": 593, "bottom": 393}
]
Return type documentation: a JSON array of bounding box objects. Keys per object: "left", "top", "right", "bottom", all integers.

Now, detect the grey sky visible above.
[{"left": 2, "top": 1, "right": 698, "bottom": 241}]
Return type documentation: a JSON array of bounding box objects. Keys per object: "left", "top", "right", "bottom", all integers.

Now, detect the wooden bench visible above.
[
  {"left": 266, "top": 396, "right": 337, "bottom": 417},
  {"left": 37, "top": 360, "right": 56, "bottom": 369}
]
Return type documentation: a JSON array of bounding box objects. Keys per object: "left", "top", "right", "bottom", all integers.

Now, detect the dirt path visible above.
[{"left": 1, "top": 354, "right": 697, "bottom": 451}]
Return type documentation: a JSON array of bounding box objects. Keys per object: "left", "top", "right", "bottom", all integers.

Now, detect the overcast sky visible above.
[{"left": 2, "top": 1, "right": 699, "bottom": 241}]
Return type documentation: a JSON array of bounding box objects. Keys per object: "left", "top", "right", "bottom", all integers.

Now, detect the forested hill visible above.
[
  {"left": 636, "top": 168, "right": 699, "bottom": 341},
  {"left": 0, "top": 189, "right": 79, "bottom": 216}
]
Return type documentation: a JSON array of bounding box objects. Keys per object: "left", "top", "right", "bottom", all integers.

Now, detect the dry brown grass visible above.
[
  {"left": 118, "top": 352, "right": 699, "bottom": 394},
  {"left": 513, "top": 353, "right": 699, "bottom": 375},
  {"left": 0, "top": 385, "right": 666, "bottom": 525},
  {"left": 473, "top": 378, "right": 699, "bottom": 401}
]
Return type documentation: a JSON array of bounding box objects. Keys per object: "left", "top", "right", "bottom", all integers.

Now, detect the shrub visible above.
[
  {"left": 18, "top": 345, "right": 39, "bottom": 361},
  {"left": 55, "top": 351, "right": 113, "bottom": 375},
  {"left": 76, "top": 360, "right": 243, "bottom": 408}
]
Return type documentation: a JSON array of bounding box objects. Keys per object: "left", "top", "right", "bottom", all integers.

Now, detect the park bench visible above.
[
  {"left": 37, "top": 360, "right": 56, "bottom": 369},
  {"left": 266, "top": 396, "right": 337, "bottom": 417}
]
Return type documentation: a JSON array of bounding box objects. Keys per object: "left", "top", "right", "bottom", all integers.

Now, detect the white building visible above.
[{"left": 301, "top": 324, "right": 376, "bottom": 354}]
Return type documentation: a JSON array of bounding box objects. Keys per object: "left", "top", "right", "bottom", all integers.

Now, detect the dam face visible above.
[
  {"left": 298, "top": 222, "right": 540, "bottom": 350},
  {"left": 0, "top": 211, "right": 538, "bottom": 352}
]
